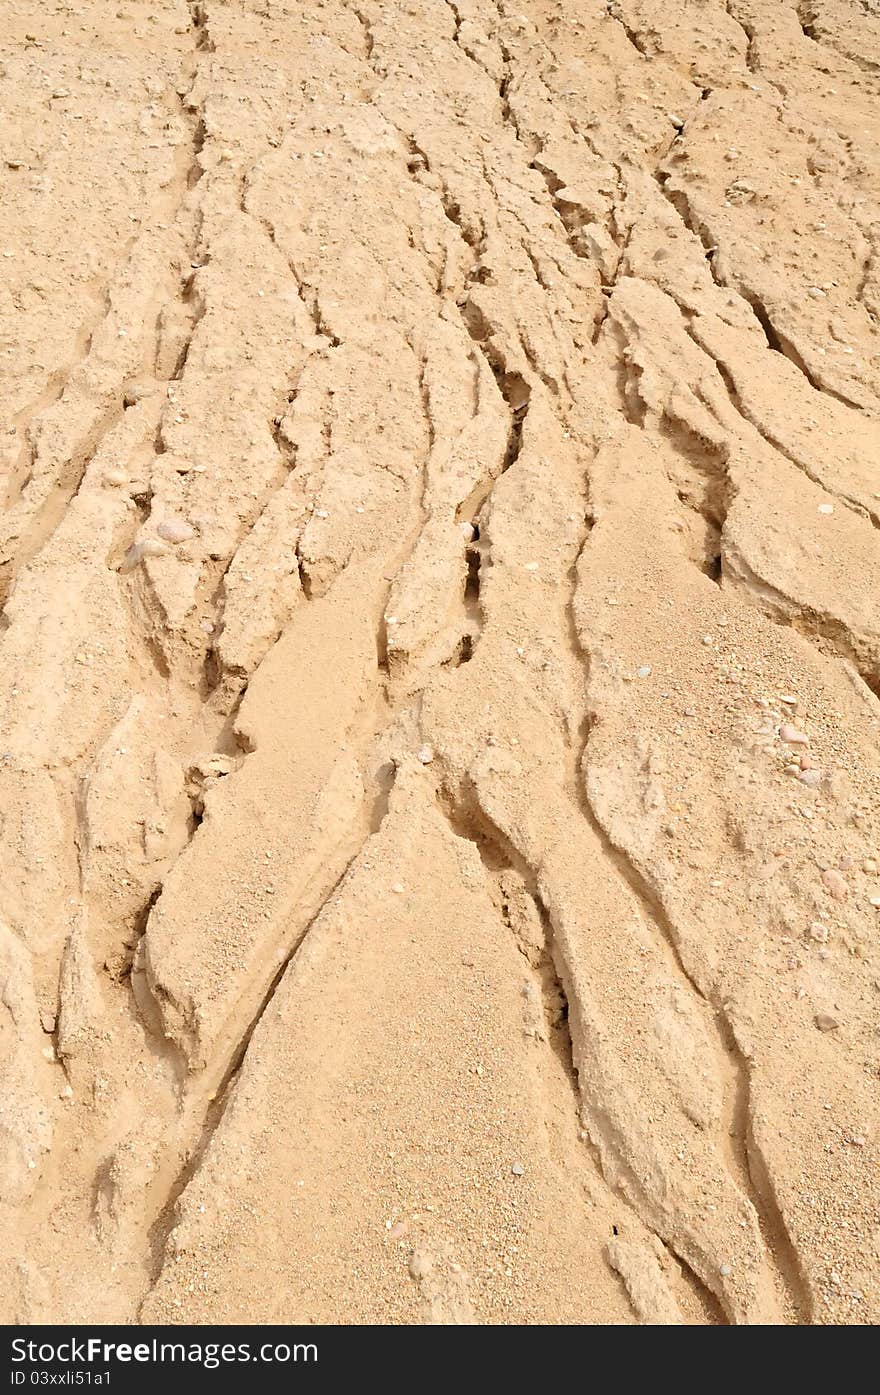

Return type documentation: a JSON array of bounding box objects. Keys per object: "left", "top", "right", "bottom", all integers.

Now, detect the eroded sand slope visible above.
[{"left": 2, "top": 0, "right": 880, "bottom": 1325}]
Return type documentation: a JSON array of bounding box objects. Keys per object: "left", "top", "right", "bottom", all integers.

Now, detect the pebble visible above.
[
  {"left": 814, "top": 1013, "right": 839, "bottom": 1032},
  {"left": 869, "top": 897, "right": 880, "bottom": 909},
  {"left": 817, "top": 503, "right": 834, "bottom": 515},
  {"left": 798, "top": 769, "right": 822, "bottom": 788},
  {"left": 416, "top": 745, "right": 434, "bottom": 765},
  {"left": 391, "top": 883, "right": 405, "bottom": 894},
  {"left": 822, "top": 868, "right": 848, "bottom": 900},
  {"left": 807, "top": 922, "right": 829, "bottom": 943},
  {"left": 702, "top": 634, "right": 714, "bottom": 646},
  {"left": 157, "top": 516, "right": 195, "bottom": 544},
  {"left": 122, "top": 378, "right": 157, "bottom": 406},
  {"left": 103, "top": 468, "right": 128, "bottom": 487},
  {"left": 779, "top": 694, "right": 797, "bottom": 706},
  {"left": 511, "top": 1162, "right": 524, "bottom": 1177},
  {"left": 40, "top": 1011, "right": 56, "bottom": 1034},
  {"left": 120, "top": 539, "right": 168, "bottom": 572},
  {"left": 862, "top": 859, "right": 877, "bottom": 874},
  {"left": 388, "top": 1221, "right": 408, "bottom": 1241},
  {"left": 779, "top": 723, "right": 809, "bottom": 745},
  {"left": 637, "top": 665, "right": 652, "bottom": 678}
]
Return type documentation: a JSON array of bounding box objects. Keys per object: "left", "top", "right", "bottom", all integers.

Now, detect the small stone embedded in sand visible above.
[
  {"left": 416, "top": 745, "right": 434, "bottom": 765},
  {"left": 808, "top": 922, "right": 829, "bottom": 943},
  {"left": 506, "top": 377, "right": 531, "bottom": 410},
  {"left": 822, "top": 868, "right": 848, "bottom": 900},
  {"left": 779, "top": 723, "right": 809, "bottom": 745},
  {"left": 815, "top": 1013, "right": 840, "bottom": 1032},
  {"left": 391, "top": 882, "right": 405, "bottom": 894},
  {"left": 40, "top": 1011, "right": 56, "bottom": 1034},
  {"left": 119, "top": 538, "right": 169, "bottom": 572},
  {"left": 103, "top": 468, "right": 128, "bottom": 487},
  {"left": 511, "top": 1162, "right": 524, "bottom": 1176},
  {"left": 156, "top": 517, "right": 195, "bottom": 544},
  {"left": 869, "top": 896, "right": 880, "bottom": 909},
  {"left": 799, "top": 769, "right": 821, "bottom": 787},
  {"left": 122, "top": 378, "right": 157, "bottom": 407},
  {"left": 817, "top": 503, "right": 834, "bottom": 515},
  {"left": 863, "top": 859, "right": 878, "bottom": 875},
  {"left": 388, "top": 1221, "right": 408, "bottom": 1241},
  {"left": 637, "top": 665, "right": 652, "bottom": 678}
]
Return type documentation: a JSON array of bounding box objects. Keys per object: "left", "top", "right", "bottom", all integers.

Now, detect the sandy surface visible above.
[{"left": 2, "top": 0, "right": 879, "bottom": 1326}]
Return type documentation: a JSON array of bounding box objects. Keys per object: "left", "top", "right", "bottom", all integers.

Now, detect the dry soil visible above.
[{"left": 2, "top": 0, "right": 880, "bottom": 1326}]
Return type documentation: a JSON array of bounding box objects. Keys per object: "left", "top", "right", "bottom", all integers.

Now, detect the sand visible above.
[{"left": 1, "top": 0, "right": 879, "bottom": 1326}]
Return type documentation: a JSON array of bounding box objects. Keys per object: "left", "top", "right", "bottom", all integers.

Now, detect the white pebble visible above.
[
  {"left": 120, "top": 539, "right": 168, "bottom": 572},
  {"left": 637, "top": 665, "right": 652, "bottom": 678},
  {"left": 157, "top": 516, "right": 195, "bottom": 544},
  {"left": 817, "top": 503, "right": 834, "bottom": 515},
  {"left": 416, "top": 745, "right": 434, "bottom": 765}
]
